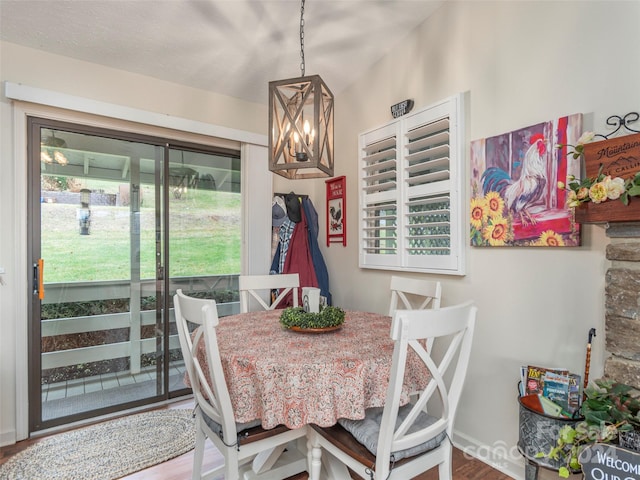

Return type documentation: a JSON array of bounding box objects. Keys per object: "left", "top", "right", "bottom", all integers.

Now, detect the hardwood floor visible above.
[{"left": 0, "top": 400, "right": 512, "bottom": 479}]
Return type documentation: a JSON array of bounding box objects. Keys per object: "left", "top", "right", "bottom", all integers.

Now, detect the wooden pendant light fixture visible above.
[{"left": 268, "top": 0, "right": 334, "bottom": 179}]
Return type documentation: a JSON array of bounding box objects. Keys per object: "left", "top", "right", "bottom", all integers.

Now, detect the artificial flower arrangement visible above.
[{"left": 557, "top": 131, "right": 640, "bottom": 208}]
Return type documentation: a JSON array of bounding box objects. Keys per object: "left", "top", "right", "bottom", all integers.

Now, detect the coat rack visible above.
[{"left": 274, "top": 192, "right": 308, "bottom": 199}]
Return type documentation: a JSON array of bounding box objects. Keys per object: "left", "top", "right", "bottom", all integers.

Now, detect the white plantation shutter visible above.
[
  {"left": 359, "top": 94, "right": 465, "bottom": 275},
  {"left": 360, "top": 123, "right": 400, "bottom": 267}
]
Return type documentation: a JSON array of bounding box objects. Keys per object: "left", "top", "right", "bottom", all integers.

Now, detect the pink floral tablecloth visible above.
[{"left": 192, "top": 310, "right": 429, "bottom": 429}]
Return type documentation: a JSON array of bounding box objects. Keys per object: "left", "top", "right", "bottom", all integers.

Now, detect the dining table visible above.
[{"left": 190, "top": 308, "right": 431, "bottom": 431}]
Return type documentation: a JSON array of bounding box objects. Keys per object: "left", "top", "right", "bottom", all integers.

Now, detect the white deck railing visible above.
[{"left": 41, "top": 275, "right": 239, "bottom": 372}]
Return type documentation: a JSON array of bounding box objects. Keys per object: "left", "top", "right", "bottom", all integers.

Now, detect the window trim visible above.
[
  {"left": 5, "top": 82, "right": 266, "bottom": 147},
  {"left": 358, "top": 93, "right": 466, "bottom": 276}
]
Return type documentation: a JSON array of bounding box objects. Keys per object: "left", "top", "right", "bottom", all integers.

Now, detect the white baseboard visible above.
[
  {"left": 452, "top": 429, "right": 525, "bottom": 480},
  {"left": 0, "top": 428, "right": 16, "bottom": 447}
]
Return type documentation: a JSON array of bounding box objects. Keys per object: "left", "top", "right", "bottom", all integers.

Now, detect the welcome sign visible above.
[
  {"left": 583, "top": 132, "right": 640, "bottom": 180},
  {"left": 580, "top": 443, "right": 640, "bottom": 480}
]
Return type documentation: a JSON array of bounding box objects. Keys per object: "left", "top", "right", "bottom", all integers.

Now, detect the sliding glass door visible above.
[{"left": 28, "top": 118, "right": 241, "bottom": 432}]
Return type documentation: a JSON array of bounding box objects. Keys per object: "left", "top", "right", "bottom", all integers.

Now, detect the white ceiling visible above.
[{"left": 0, "top": 0, "right": 444, "bottom": 104}]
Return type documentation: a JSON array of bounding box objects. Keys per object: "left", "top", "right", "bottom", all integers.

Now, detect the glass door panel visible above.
[
  {"left": 166, "top": 147, "right": 242, "bottom": 393},
  {"left": 28, "top": 119, "right": 244, "bottom": 432},
  {"left": 29, "top": 119, "right": 166, "bottom": 431}
]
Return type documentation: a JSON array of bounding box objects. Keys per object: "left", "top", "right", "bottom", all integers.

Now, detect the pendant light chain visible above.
[{"left": 299, "top": 0, "right": 305, "bottom": 77}]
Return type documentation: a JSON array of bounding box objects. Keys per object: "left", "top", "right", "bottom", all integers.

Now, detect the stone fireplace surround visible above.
[{"left": 603, "top": 222, "right": 640, "bottom": 388}]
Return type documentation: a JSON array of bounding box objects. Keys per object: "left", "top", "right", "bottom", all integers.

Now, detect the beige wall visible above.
[
  {"left": 0, "top": 43, "right": 268, "bottom": 134},
  {"left": 2, "top": 1, "right": 639, "bottom": 477}
]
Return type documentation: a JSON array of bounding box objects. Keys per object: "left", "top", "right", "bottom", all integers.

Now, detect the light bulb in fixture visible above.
[
  {"left": 303, "top": 120, "right": 311, "bottom": 145},
  {"left": 293, "top": 132, "right": 300, "bottom": 153}
]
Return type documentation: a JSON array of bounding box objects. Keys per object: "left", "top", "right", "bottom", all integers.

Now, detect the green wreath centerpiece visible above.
[{"left": 279, "top": 305, "right": 345, "bottom": 330}]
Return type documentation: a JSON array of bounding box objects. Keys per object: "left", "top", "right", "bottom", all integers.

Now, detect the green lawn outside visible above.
[{"left": 41, "top": 188, "right": 241, "bottom": 283}]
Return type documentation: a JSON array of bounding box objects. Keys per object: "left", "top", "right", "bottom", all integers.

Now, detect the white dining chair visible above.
[
  {"left": 388, "top": 275, "right": 442, "bottom": 316},
  {"left": 309, "top": 302, "right": 477, "bottom": 480},
  {"left": 239, "top": 273, "right": 300, "bottom": 312},
  {"left": 389, "top": 276, "right": 442, "bottom": 349},
  {"left": 173, "top": 289, "right": 307, "bottom": 480}
]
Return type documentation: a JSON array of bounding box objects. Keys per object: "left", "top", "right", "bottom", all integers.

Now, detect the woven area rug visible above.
[{"left": 0, "top": 409, "right": 196, "bottom": 480}]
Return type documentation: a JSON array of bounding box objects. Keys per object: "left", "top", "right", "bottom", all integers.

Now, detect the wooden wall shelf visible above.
[
  {"left": 576, "top": 132, "right": 640, "bottom": 224},
  {"left": 575, "top": 201, "right": 640, "bottom": 224}
]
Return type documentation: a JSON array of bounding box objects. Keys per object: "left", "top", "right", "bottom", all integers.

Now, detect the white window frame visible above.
[{"left": 358, "top": 93, "right": 465, "bottom": 275}]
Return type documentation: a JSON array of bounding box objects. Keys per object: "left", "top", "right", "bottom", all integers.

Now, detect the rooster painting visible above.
[
  {"left": 329, "top": 201, "right": 342, "bottom": 232},
  {"left": 470, "top": 113, "right": 583, "bottom": 247},
  {"left": 481, "top": 133, "right": 548, "bottom": 226}
]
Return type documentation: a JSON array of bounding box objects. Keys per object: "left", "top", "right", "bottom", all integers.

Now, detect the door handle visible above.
[{"left": 33, "top": 258, "right": 44, "bottom": 300}]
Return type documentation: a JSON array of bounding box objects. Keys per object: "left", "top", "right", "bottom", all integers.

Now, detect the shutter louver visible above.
[
  {"left": 405, "top": 119, "right": 450, "bottom": 189},
  {"left": 361, "top": 135, "right": 397, "bottom": 194},
  {"left": 362, "top": 201, "right": 397, "bottom": 254},
  {"left": 405, "top": 194, "right": 450, "bottom": 256},
  {"left": 403, "top": 116, "right": 452, "bottom": 263},
  {"left": 359, "top": 124, "right": 400, "bottom": 266}
]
